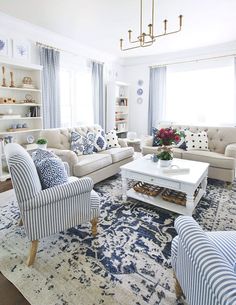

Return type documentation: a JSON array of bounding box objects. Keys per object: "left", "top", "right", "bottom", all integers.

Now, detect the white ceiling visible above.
[{"left": 1, "top": 0, "right": 236, "bottom": 58}]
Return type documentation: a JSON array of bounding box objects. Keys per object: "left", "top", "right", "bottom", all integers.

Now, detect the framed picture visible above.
[
  {"left": 13, "top": 39, "right": 30, "bottom": 61},
  {"left": 0, "top": 36, "right": 9, "bottom": 57}
]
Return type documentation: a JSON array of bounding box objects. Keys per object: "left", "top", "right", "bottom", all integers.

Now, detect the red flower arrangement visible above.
[
  {"left": 154, "top": 128, "right": 183, "bottom": 162},
  {"left": 157, "top": 128, "right": 181, "bottom": 146}
]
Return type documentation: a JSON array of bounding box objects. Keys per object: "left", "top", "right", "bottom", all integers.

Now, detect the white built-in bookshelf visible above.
[
  {"left": 0, "top": 59, "right": 43, "bottom": 181},
  {"left": 106, "top": 81, "right": 129, "bottom": 137}
]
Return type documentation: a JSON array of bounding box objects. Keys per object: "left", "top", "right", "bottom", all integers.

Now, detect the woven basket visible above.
[{"left": 133, "top": 182, "right": 163, "bottom": 197}]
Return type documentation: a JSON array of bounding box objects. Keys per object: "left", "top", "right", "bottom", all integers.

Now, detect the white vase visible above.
[
  {"left": 37, "top": 144, "right": 47, "bottom": 150},
  {"left": 159, "top": 159, "right": 172, "bottom": 167}
]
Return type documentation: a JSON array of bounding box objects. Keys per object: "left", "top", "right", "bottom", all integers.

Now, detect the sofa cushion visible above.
[
  {"left": 142, "top": 146, "right": 184, "bottom": 158},
  {"left": 105, "top": 130, "right": 120, "bottom": 148},
  {"left": 100, "top": 147, "right": 134, "bottom": 163},
  {"left": 185, "top": 130, "right": 209, "bottom": 151},
  {"left": 36, "top": 157, "right": 68, "bottom": 189},
  {"left": 172, "top": 148, "right": 184, "bottom": 159},
  {"left": 71, "top": 131, "right": 95, "bottom": 155},
  {"left": 73, "top": 153, "right": 112, "bottom": 177},
  {"left": 93, "top": 129, "right": 107, "bottom": 152},
  {"left": 207, "top": 231, "right": 236, "bottom": 271},
  {"left": 182, "top": 150, "right": 235, "bottom": 169},
  {"left": 32, "top": 149, "right": 57, "bottom": 165},
  {"left": 152, "top": 127, "right": 161, "bottom": 147}
]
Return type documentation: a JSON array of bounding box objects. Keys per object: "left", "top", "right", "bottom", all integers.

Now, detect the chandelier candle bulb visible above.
[
  {"left": 148, "top": 24, "right": 152, "bottom": 36},
  {"left": 164, "top": 20, "right": 168, "bottom": 33},
  {"left": 128, "top": 30, "right": 132, "bottom": 41},
  {"left": 179, "top": 15, "right": 183, "bottom": 28}
]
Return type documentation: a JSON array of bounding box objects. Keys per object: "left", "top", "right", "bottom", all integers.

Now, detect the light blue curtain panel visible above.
[
  {"left": 39, "top": 47, "right": 61, "bottom": 128},
  {"left": 92, "top": 61, "right": 104, "bottom": 128},
  {"left": 148, "top": 66, "right": 167, "bottom": 135}
]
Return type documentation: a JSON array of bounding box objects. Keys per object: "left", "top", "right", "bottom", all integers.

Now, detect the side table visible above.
[{"left": 125, "top": 138, "right": 141, "bottom": 152}]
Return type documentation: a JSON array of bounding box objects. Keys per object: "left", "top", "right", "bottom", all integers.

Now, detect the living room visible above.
[{"left": 0, "top": 1, "right": 236, "bottom": 305}]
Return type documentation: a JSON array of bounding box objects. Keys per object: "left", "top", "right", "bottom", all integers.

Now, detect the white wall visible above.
[
  {"left": 122, "top": 41, "right": 236, "bottom": 137},
  {"left": 2, "top": 11, "right": 236, "bottom": 137},
  {"left": 0, "top": 11, "right": 123, "bottom": 83},
  {"left": 123, "top": 66, "right": 150, "bottom": 137}
]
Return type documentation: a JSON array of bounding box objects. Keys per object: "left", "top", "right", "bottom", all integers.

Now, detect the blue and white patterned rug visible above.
[{"left": 0, "top": 175, "right": 236, "bottom": 305}]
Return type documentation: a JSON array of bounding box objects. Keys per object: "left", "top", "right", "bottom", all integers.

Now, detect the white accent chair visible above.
[{"left": 5, "top": 143, "right": 100, "bottom": 266}]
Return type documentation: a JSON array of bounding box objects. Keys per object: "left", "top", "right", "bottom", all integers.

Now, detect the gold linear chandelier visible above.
[{"left": 120, "top": 0, "right": 183, "bottom": 51}]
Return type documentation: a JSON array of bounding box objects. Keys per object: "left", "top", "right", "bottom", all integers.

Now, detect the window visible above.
[
  {"left": 60, "top": 56, "right": 93, "bottom": 127},
  {"left": 165, "top": 58, "right": 235, "bottom": 126}
]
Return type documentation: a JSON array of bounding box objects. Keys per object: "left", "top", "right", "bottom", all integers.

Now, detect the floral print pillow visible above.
[
  {"left": 94, "top": 129, "right": 108, "bottom": 152},
  {"left": 71, "top": 131, "right": 95, "bottom": 155}
]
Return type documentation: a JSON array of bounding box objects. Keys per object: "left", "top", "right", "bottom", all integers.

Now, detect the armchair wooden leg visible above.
[
  {"left": 90, "top": 218, "right": 98, "bottom": 237},
  {"left": 26, "top": 240, "right": 39, "bottom": 266},
  {"left": 225, "top": 182, "right": 232, "bottom": 190},
  {"left": 174, "top": 273, "right": 183, "bottom": 299},
  {"left": 18, "top": 218, "right": 23, "bottom": 226}
]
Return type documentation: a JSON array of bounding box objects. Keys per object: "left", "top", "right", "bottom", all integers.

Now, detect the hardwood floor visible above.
[
  {"left": 0, "top": 179, "right": 13, "bottom": 193},
  {"left": 0, "top": 189, "right": 30, "bottom": 305},
  {"left": 0, "top": 272, "right": 30, "bottom": 305}
]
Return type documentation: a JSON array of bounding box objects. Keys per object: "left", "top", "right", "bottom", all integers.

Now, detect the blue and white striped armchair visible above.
[
  {"left": 172, "top": 216, "right": 236, "bottom": 305},
  {"left": 5, "top": 143, "right": 100, "bottom": 266}
]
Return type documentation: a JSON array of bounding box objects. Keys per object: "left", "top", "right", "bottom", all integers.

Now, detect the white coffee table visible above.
[{"left": 120, "top": 156, "right": 209, "bottom": 216}]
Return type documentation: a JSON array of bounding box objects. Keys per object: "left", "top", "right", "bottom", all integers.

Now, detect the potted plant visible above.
[
  {"left": 36, "top": 138, "right": 48, "bottom": 150},
  {"left": 154, "top": 128, "right": 182, "bottom": 167}
]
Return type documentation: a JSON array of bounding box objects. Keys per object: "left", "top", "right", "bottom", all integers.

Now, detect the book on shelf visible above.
[{"left": 29, "top": 106, "right": 40, "bottom": 117}]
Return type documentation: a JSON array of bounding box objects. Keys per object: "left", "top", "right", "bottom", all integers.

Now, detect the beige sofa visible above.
[
  {"left": 40, "top": 125, "right": 134, "bottom": 184},
  {"left": 142, "top": 125, "right": 236, "bottom": 183}
]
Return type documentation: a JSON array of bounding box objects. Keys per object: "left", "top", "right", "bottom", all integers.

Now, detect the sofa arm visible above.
[
  {"left": 50, "top": 148, "right": 78, "bottom": 174},
  {"left": 142, "top": 136, "right": 153, "bottom": 146},
  {"left": 174, "top": 216, "right": 236, "bottom": 305},
  {"left": 141, "top": 145, "right": 159, "bottom": 156},
  {"left": 225, "top": 143, "right": 236, "bottom": 160},
  {"left": 25, "top": 177, "right": 94, "bottom": 211},
  {"left": 63, "top": 162, "right": 70, "bottom": 176},
  {"left": 118, "top": 139, "right": 128, "bottom": 147}
]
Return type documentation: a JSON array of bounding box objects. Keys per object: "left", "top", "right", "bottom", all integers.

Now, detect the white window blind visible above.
[
  {"left": 165, "top": 58, "right": 235, "bottom": 126},
  {"left": 60, "top": 55, "right": 93, "bottom": 128}
]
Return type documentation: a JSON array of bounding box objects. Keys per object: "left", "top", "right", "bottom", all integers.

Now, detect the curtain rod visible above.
[
  {"left": 36, "top": 41, "right": 104, "bottom": 65},
  {"left": 149, "top": 53, "right": 236, "bottom": 68}
]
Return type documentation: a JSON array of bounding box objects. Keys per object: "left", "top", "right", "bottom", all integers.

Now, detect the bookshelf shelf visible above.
[{"left": 0, "top": 60, "right": 43, "bottom": 181}]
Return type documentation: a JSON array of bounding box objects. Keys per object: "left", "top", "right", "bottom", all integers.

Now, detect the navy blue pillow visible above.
[
  {"left": 152, "top": 127, "right": 161, "bottom": 147},
  {"left": 36, "top": 157, "right": 68, "bottom": 189},
  {"left": 176, "top": 130, "right": 187, "bottom": 150}
]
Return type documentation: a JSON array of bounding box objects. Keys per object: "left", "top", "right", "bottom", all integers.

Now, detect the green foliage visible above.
[
  {"left": 36, "top": 138, "right": 48, "bottom": 145},
  {"left": 157, "top": 150, "right": 173, "bottom": 161}
]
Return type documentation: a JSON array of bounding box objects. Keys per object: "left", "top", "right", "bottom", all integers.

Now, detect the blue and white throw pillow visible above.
[
  {"left": 71, "top": 131, "right": 95, "bottom": 155},
  {"left": 71, "top": 131, "right": 83, "bottom": 156},
  {"left": 174, "top": 130, "right": 187, "bottom": 150},
  {"left": 94, "top": 129, "right": 107, "bottom": 152},
  {"left": 32, "top": 149, "right": 57, "bottom": 165},
  {"left": 105, "top": 130, "right": 120, "bottom": 148},
  {"left": 36, "top": 157, "right": 68, "bottom": 189},
  {"left": 152, "top": 127, "right": 161, "bottom": 147}
]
